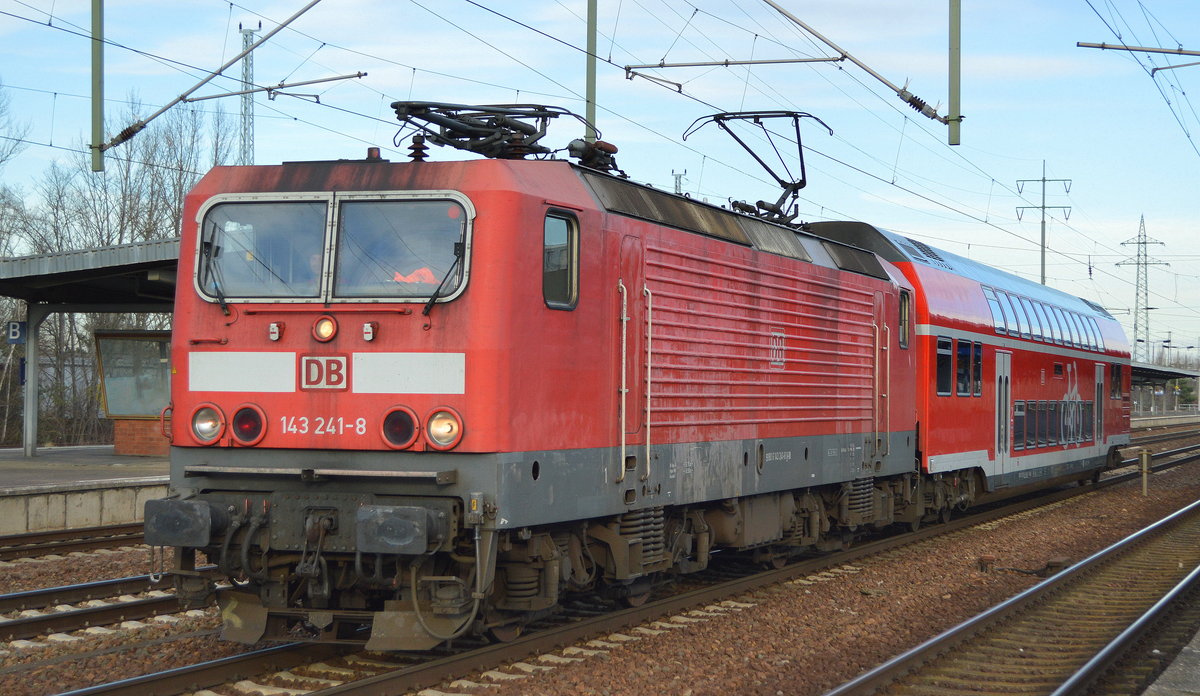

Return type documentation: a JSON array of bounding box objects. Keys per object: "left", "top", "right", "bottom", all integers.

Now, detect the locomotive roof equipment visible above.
[{"left": 683, "top": 110, "right": 833, "bottom": 225}]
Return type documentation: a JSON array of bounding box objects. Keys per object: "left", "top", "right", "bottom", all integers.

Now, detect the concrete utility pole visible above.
[
  {"left": 1016, "top": 160, "right": 1071, "bottom": 285},
  {"left": 1116, "top": 215, "right": 1169, "bottom": 363},
  {"left": 239, "top": 22, "right": 260, "bottom": 166}
]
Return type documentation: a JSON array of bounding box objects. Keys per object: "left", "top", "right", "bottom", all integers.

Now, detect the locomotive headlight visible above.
[
  {"left": 426, "top": 408, "right": 463, "bottom": 449},
  {"left": 190, "top": 404, "right": 225, "bottom": 444},
  {"left": 312, "top": 315, "right": 337, "bottom": 342}
]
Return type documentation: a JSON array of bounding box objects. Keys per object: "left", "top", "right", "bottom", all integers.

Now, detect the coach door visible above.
[
  {"left": 1094, "top": 364, "right": 1105, "bottom": 443},
  {"left": 994, "top": 351, "right": 1012, "bottom": 475}
]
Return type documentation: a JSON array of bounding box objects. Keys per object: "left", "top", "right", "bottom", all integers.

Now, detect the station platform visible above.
[
  {"left": 0, "top": 445, "right": 167, "bottom": 491},
  {"left": 0, "top": 446, "right": 167, "bottom": 535},
  {"left": 1145, "top": 640, "right": 1200, "bottom": 695}
]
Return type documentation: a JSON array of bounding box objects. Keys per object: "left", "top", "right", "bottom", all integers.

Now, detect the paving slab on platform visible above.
[{"left": 0, "top": 446, "right": 167, "bottom": 493}]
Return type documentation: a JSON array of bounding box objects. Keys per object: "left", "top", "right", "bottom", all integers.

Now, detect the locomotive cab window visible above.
[
  {"left": 898, "top": 290, "right": 911, "bottom": 349},
  {"left": 543, "top": 212, "right": 579, "bottom": 309}
]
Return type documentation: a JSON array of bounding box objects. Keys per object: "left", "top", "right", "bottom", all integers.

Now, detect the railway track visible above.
[
  {"left": 825, "top": 497, "right": 1200, "bottom": 696},
  {"left": 0, "top": 523, "right": 144, "bottom": 561},
  {"left": 1128, "top": 426, "right": 1200, "bottom": 448},
  {"left": 61, "top": 464, "right": 1195, "bottom": 696},
  {"left": 28, "top": 449, "right": 1200, "bottom": 695},
  {"left": 0, "top": 575, "right": 183, "bottom": 641}
]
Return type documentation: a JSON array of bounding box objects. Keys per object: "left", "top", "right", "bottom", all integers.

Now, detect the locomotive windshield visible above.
[
  {"left": 333, "top": 200, "right": 465, "bottom": 298},
  {"left": 197, "top": 197, "right": 468, "bottom": 302},
  {"left": 199, "top": 201, "right": 326, "bottom": 298}
]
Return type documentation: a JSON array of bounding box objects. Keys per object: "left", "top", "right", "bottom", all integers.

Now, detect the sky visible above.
[{"left": 1, "top": 0, "right": 1198, "bottom": 363}]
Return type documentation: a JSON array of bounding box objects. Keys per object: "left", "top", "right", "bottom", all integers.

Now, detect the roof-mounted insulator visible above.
[{"left": 408, "top": 135, "right": 429, "bottom": 162}]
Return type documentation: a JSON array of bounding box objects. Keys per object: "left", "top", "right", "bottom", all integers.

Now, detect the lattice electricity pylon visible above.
[
  {"left": 1116, "top": 215, "right": 1168, "bottom": 362},
  {"left": 239, "top": 22, "right": 260, "bottom": 166}
]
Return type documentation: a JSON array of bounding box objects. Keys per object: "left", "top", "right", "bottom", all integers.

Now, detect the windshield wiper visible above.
[
  {"left": 199, "top": 225, "right": 230, "bottom": 316},
  {"left": 422, "top": 242, "right": 465, "bottom": 317}
]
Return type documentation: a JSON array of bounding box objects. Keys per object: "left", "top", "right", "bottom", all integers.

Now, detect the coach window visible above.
[
  {"left": 1048, "top": 402, "right": 1060, "bottom": 445},
  {"left": 997, "top": 291, "right": 1018, "bottom": 336},
  {"left": 1110, "top": 363, "right": 1123, "bottom": 398},
  {"left": 1082, "top": 317, "right": 1100, "bottom": 350},
  {"left": 1090, "top": 320, "right": 1101, "bottom": 350},
  {"left": 936, "top": 337, "right": 953, "bottom": 396},
  {"left": 1037, "top": 401, "right": 1049, "bottom": 447},
  {"left": 1020, "top": 297, "right": 1042, "bottom": 340},
  {"left": 543, "top": 212, "right": 579, "bottom": 309},
  {"left": 1006, "top": 293, "right": 1030, "bottom": 339},
  {"left": 1026, "top": 402, "right": 1039, "bottom": 449},
  {"left": 1038, "top": 303, "right": 1061, "bottom": 344},
  {"left": 1076, "top": 314, "right": 1093, "bottom": 350},
  {"left": 1075, "top": 314, "right": 1094, "bottom": 350},
  {"left": 898, "top": 290, "right": 911, "bottom": 348},
  {"left": 1013, "top": 402, "right": 1026, "bottom": 451},
  {"left": 1084, "top": 402, "right": 1095, "bottom": 441},
  {"left": 1088, "top": 317, "right": 1106, "bottom": 351},
  {"left": 973, "top": 342, "right": 983, "bottom": 396},
  {"left": 983, "top": 287, "right": 1007, "bottom": 335},
  {"left": 1058, "top": 308, "right": 1077, "bottom": 347},
  {"left": 955, "top": 340, "right": 971, "bottom": 396},
  {"left": 1075, "top": 315, "right": 1091, "bottom": 349},
  {"left": 1032, "top": 302, "right": 1052, "bottom": 343}
]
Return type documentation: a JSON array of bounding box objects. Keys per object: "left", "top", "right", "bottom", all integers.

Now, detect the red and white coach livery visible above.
[{"left": 145, "top": 104, "right": 1130, "bottom": 650}]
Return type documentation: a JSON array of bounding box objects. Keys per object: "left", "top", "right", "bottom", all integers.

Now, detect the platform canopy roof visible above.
[
  {"left": 0, "top": 237, "right": 180, "bottom": 309},
  {"left": 1131, "top": 361, "right": 1199, "bottom": 386}
]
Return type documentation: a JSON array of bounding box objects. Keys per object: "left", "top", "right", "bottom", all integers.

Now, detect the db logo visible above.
[{"left": 300, "top": 355, "right": 349, "bottom": 390}]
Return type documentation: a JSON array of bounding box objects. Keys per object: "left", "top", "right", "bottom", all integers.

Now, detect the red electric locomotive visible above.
[{"left": 145, "top": 104, "right": 1130, "bottom": 649}]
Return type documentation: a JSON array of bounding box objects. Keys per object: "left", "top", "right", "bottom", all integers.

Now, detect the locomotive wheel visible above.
[
  {"left": 939, "top": 507, "right": 952, "bottom": 524},
  {"left": 620, "top": 590, "right": 650, "bottom": 608},
  {"left": 907, "top": 518, "right": 921, "bottom": 533},
  {"left": 486, "top": 622, "right": 523, "bottom": 643}
]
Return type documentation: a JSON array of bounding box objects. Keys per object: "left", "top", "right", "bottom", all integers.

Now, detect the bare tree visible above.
[
  {"left": 0, "top": 79, "right": 29, "bottom": 170},
  {"left": 5, "top": 90, "right": 234, "bottom": 445}
]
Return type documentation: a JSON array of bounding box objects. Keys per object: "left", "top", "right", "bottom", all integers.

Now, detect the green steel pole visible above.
[
  {"left": 585, "top": 0, "right": 597, "bottom": 142},
  {"left": 91, "top": 0, "right": 104, "bottom": 172},
  {"left": 948, "top": 0, "right": 961, "bottom": 145}
]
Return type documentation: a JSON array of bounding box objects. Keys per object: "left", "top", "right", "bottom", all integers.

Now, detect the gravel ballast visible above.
[{"left": 1, "top": 464, "right": 1197, "bottom": 696}]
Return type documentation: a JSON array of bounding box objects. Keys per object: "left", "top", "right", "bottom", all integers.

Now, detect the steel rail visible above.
[
  {"left": 1128, "top": 427, "right": 1200, "bottom": 447},
  {"left": 0, "top": 575, "right": 161, "bottom": 613},
  {"left": 1051, "top": 560, "right": 1200, "bottom": 695},
  {"left": 55, "top": 643, "right": 346, "bottom": 696},
  {"left": 0, "top": 523, "right": 144, "bottom": 561},
  {"left": 824, "top": 497, "right": 1200, "bottom": 695},
  {"left": 0, "top": 594, "right": 181, "bottom": 641}
]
